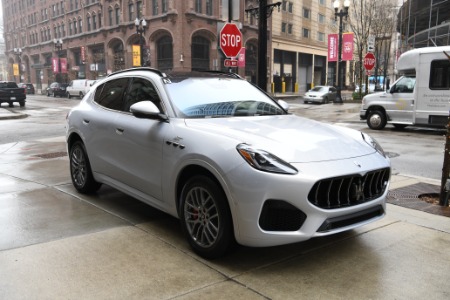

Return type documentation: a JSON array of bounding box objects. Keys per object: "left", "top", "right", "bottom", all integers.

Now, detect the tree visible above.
[{"left": 347, "top": 0, "right": 397, "bottom": 96}]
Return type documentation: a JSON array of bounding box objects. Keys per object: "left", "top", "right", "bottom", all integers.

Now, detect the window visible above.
[
  {"left": 191, "top": 36, "right": 210, "bottom": 71},
  {"left": 137, "top": 1, "right": 142, "bottom": 18},
  {"left": 74, "top": 19, "right": 78, "bottom": 34},
  {"left": 109, "top": 9, "right": 113, "bottom": 26},
  {"left": 288, "top": 2, "right": 293, "bottom": 13},
  {"left": 87, "top": 15, "right": 91, "bottom": 31},
  {"left": 393, "top": 76, "right": 416, "bottom": 93},
  {"left": 162, "top": 0, "right": 168, "bottom": 13},
  {"left": 288, "top": 24, "right": 293, "bottom": 34},
  {"left": 78, "top": 19, "right": 83, "bottom": 33},
  {"left": 129, "top": 3, "right": 134, "bottom": 21},
  {"left": 318, "top": 32, "right": 325, "bottom": 42},
  {"left": 281, "top": 22, "right": 286, "bottom": 33},
  {"left": 429, "top": 60, "right": 450, "bottom": 90},
  {"left": 152, "top": 0, "right": 158, "bottom": 15},
  {"left": 125, "top": 78, "right": 162, "bottom": 112},
  {"left": 92, "top": 14, "right": 97, "bottom": 30},
  {"left": 319, "top": 0, "right": 326, "bottom": 5},
  {"left": 302, "top": 28, "right": 310, "bottom": 38},
  {"left": 303, "top": 8, "right": 310, "bottom": 19},
  {"left": 318, "top": 13, "right": 325, "bottom": 24},
  {"left": 206, "top": 0, "right": 213, "bottom": 15},
  {"left": 115, "top": 6, "right": 120, "bottom": 25},
  {"left": 195, "top": 0, "right": 202, "bottom": 13},
  {"left": 282, "top": 0, "right": 287, "bottom": 11},
  {"left": 157, "top": 36, "right": 173, "bottom": 72},
  {"left": 94, "top": 78, "right": 130, "bottom": 111}
]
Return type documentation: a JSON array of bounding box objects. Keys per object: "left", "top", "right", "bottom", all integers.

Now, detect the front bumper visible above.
[{"left": 225, "top": 152, "right": 390, "bottom": 247}]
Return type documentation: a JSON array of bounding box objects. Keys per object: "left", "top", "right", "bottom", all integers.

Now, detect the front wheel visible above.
[
  {"left": 367, "top": 110, "right": 387, "bottom": 130},
  {"left": 69, "top": 141, "right": 102, "bottom": 193},
  {"left": 79, "top": 92, "right": 84, "bottom": 98},
  {"left": 179, "top": 175, "right": 234, "bottom": 259},
  {"left": 323, "top": 97, "right": 329, "bottom": 104},
  {"left": 67, "top": 92, "right": 71, "bottom": 99}
]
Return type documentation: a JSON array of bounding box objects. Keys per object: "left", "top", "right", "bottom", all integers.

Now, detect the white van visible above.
[
  {"left": 360, "top": 46, "right": 450, "bottom": 130},
  {"left": 66, "top": 79, "right": 96, "bottom": 99}
]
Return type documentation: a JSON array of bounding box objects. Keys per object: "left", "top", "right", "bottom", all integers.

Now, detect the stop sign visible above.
[
  {"left": 220, "top": 23, "right": 243, "bottom": 58},
  {"left": 364, "top": 52, "right": 376, "bottom": 71}
]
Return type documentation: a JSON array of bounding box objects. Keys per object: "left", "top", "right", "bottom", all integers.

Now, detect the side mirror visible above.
[
  {"left": 278, "top": 99, "right": 289, "bottom": 111},
  {"left": 130, "top": 101, "right": 168, "bottom": 121}
]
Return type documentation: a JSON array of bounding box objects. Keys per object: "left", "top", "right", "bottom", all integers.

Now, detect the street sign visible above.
[
  {"left": 220, "top": 23, "right": 243, "bottom": 58},
  {"left": 364, "top": 52, "right": 376, "bottom": 71},
  {"left": 368, "top": 35, "right": 375, "bottom": 52},
  {"left": 224, "top": 59, "right": 238, "bottom": 67}
]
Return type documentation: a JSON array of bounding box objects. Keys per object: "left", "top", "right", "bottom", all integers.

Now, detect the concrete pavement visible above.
[{"left": 1, "top": 103, "right": 450, "bottom": 299}]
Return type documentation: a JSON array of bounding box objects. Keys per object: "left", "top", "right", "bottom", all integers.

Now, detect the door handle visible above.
[{"left": 116, "top": 128, "right": 124, "bottom": 135}]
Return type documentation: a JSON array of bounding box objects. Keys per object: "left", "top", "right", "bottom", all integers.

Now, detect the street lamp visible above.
[
  {"left": 54, "top": 39, "right": 63, "bottom": 82},
  {"left": 333, "top": 0, "right": 350, "bottom": 104},
  {"left": 245, "top": 1, "right": 282, "bottom": 91},
  {"left": 13, "top": 47, "right": 22, "bottom": 83},
  {"left": 135, "top": 18, "right": 147, "bottom": 66}
]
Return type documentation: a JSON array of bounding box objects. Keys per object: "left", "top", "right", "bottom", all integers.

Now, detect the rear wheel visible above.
[
  {"left": 69, "top": 141, "right": 102, "bottom": 193},
  {"left": 367, "top": 110, "right": 387, "bottom": 130},
  {"left": 67, "top": 92, "right": 71, "bottom": 99},
  {"left": 53, "top": 91, "right": 57, "bottom": 97},
  {"left": 79, "top": 92, "right": 84, "bottom": 98},
  {"left": 323, "top": 97, "right": 329, "bottom": 104},
  {"left": 19, "top": 101, "right": 25, "bottom": 107},
  {"left": 179, "top": 175, "right": 234, "bottom": 259}
]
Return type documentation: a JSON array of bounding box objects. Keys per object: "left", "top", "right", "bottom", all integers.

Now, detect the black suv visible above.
[{"left": 47, "top": 82, "right": 69, "bottom": 97}]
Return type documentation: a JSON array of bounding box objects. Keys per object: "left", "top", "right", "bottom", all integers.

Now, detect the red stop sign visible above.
[
  {"left": 364, "top": 52, "right": 376, "bottom": 71},
  {"left": 220, "top": 23, "right": 243, "bottom": 58}
]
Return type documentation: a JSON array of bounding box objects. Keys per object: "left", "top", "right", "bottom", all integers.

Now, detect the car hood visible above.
[{"left": 184, "top": 115, "right": 375, "bottom": 163}]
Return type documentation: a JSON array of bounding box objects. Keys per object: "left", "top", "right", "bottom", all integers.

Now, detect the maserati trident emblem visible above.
[{"left": 350, "top": 179, "right": 365, "bottom": 202}]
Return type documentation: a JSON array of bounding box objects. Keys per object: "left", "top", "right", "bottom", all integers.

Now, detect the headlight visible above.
[
  {"left": 361, "top": 133, "right": 386, "bottom": 157},
  {"left": 236, "top": 144, "right": 298, "bottom": 174}
]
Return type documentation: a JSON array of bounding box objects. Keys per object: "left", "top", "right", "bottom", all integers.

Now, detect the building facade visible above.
[
  {"left": 2, "top": 0, "right": 268, "bottom": 92},
  {"left": 271, "top": 0, "right": 336, "bottom": 93}
]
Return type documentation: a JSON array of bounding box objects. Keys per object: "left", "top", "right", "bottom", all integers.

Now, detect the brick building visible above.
[{"left": 2, "top": 0, "right": 266, "bottom": 92}]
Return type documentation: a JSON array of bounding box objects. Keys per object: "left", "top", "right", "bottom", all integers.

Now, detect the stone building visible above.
[{"left": 2, "top": 0, "right": 266, "bottom": 92}]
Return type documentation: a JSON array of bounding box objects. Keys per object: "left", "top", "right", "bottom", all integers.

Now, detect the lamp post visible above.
[
  {"left": 245, "top": 1, "right": 282, "bottom": 91},
  {"left": 333, "top": 0, "right": 350, "bottom": 104},
  {"left": 54, "top": 39, "right": 63, "bottom": 82},
  {"left": 135, "top": 18, "right": 147, "bottom": 67},
  {"left": 13, "top": 48, "right": 22, "bottom": 83}
]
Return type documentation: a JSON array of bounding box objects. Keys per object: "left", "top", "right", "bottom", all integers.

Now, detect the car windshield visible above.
[{"left": 164, "top": 76, "right": 286, "bottom": 118}]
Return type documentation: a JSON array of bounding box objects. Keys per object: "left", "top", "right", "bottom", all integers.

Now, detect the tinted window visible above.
[
  {"left": 94, "top": 78, "right": 129, "bottom": 111},
  {"left": 124, "top": 77, "right": 162, "bottom": 112},
  {"left": 429, "top": 60, "right": 450, "bottom": 90},
  {"left": 0, "top": 82, "right": 19, "bottom": 88}
]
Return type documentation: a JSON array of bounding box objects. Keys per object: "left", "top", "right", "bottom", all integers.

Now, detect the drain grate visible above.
[
  {"left": 34, "top": 152, "right": 68, "bottom": 159},
  {"left": 387, "top": 183, "right": 450, "bottom": 217}
]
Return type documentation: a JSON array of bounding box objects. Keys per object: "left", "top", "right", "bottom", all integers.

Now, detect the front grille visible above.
[
  {"left": 308, "top": 168, "right": 390, "bottom": 209},
  {"left": 259, "top": 200, "right": 307, "bottom": 231}
]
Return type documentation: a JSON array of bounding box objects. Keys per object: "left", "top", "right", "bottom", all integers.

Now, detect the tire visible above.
[
  {"left": 367, "top": 110, "right": 387, "bottom": 130},
  {"left": 53, "top": 91, "right": 57, "bottom": 97},
  {"left": 47, "top": 91, "right": 50, "bottom": 96},
  {"left": 393, "top": 124, "right": 408, "bottom": 130},
  {"left": 323, "top": 97, "right": 328, "bottom": 104},
  {"left": 79, "top": 92, "right": 84, "bottom": 99},
  {"left": 179, "top": 175, "right": 234, "bottom": 259},
  {"left": 69, "top": 141, "right": 102, "bottom": 193},
  {"left": 19, "top": 101, "right": 25, "bottom": 107},
  {"left": 67, "top": 92, "right": 71, "bottom": 99}
]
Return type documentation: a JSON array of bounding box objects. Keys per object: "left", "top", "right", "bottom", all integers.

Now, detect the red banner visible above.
[
  {"left": 328, "top": 34, "right": 338, "bottom": 62},
  {"left": 60, "top": 58, "right": 68, "bottom": 74},
  {"left": 52, "top": 58, "right": 59, "bottom": 73},
  {"left": 342, "top": 33, "right": 354, "bottom": 61},
  {"left": 81, "top": 46, "right": 86, "bottom": 64}
]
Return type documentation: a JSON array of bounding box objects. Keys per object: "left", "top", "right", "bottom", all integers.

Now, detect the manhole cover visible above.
[{"left": 34, "top": 152, "right": 68, "bottom": 159}]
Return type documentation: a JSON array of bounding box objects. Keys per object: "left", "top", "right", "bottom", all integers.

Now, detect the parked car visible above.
[
  {"left": 47, "top": 82, "right": 69, "bottom": 97},
  {"left": 355, "top": 84, "right": 375, "bottom": 93},
  {"left": 66, "top": 67, "right": 391, "bottom": 259},
  {"left": 66, "top": 79, "right": 97, "bottom": 99},
  {"left": 303, "top": 86, "right": 337, "bottom": 104},
  {"left": 18, "top": 83, "right": 35, "bottom": 94}
]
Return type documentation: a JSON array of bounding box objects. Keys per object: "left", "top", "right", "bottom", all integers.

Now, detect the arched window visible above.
[
  {"left": 157, "top": 36, "right": 173, "bottom": 72},
  {"left": 113, "top": 42, "right": 125, "bottom": 72},
  {"left": 87, "top": 14, "right": 91, "bottom": 31},
  {"left": 191, "top": 36, "right": 210, "bottom": 71}
]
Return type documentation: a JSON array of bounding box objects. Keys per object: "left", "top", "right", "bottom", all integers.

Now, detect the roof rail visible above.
[
  {"left": 107, "top": 67, "right": 165, "bottom": 78},
  {"left": 199, "top": 70, "right": 242, "bottom": 79}
]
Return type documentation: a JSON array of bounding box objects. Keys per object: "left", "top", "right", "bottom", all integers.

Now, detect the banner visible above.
[
  {"left": 237, "top": 47, "right": 245, "bottom": 67},
  {"left": 328, "top": 34, "right": 338, "bottom": 62},
  {"left": 81, "top": 46, "right": 86, "bottom": 64},
  {"left": 342, "top": 33, "right": 354, "bottom": 61},
  {"left": 52, "top": 57, "right": 59, "bottom": 73},
  {"left": 132, "top": 45, "right": 141, "bottom": 67},
  {"left": 60, "top": 58, "right": 68, "bottom": 74},
  {"left": 13, "top": 64, "right": 19, "bottom": 76}
]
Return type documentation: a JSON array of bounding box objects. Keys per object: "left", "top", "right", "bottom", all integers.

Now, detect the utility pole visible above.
[{"left": 245, "top": 1, "right": 281, "bottom": 91}]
